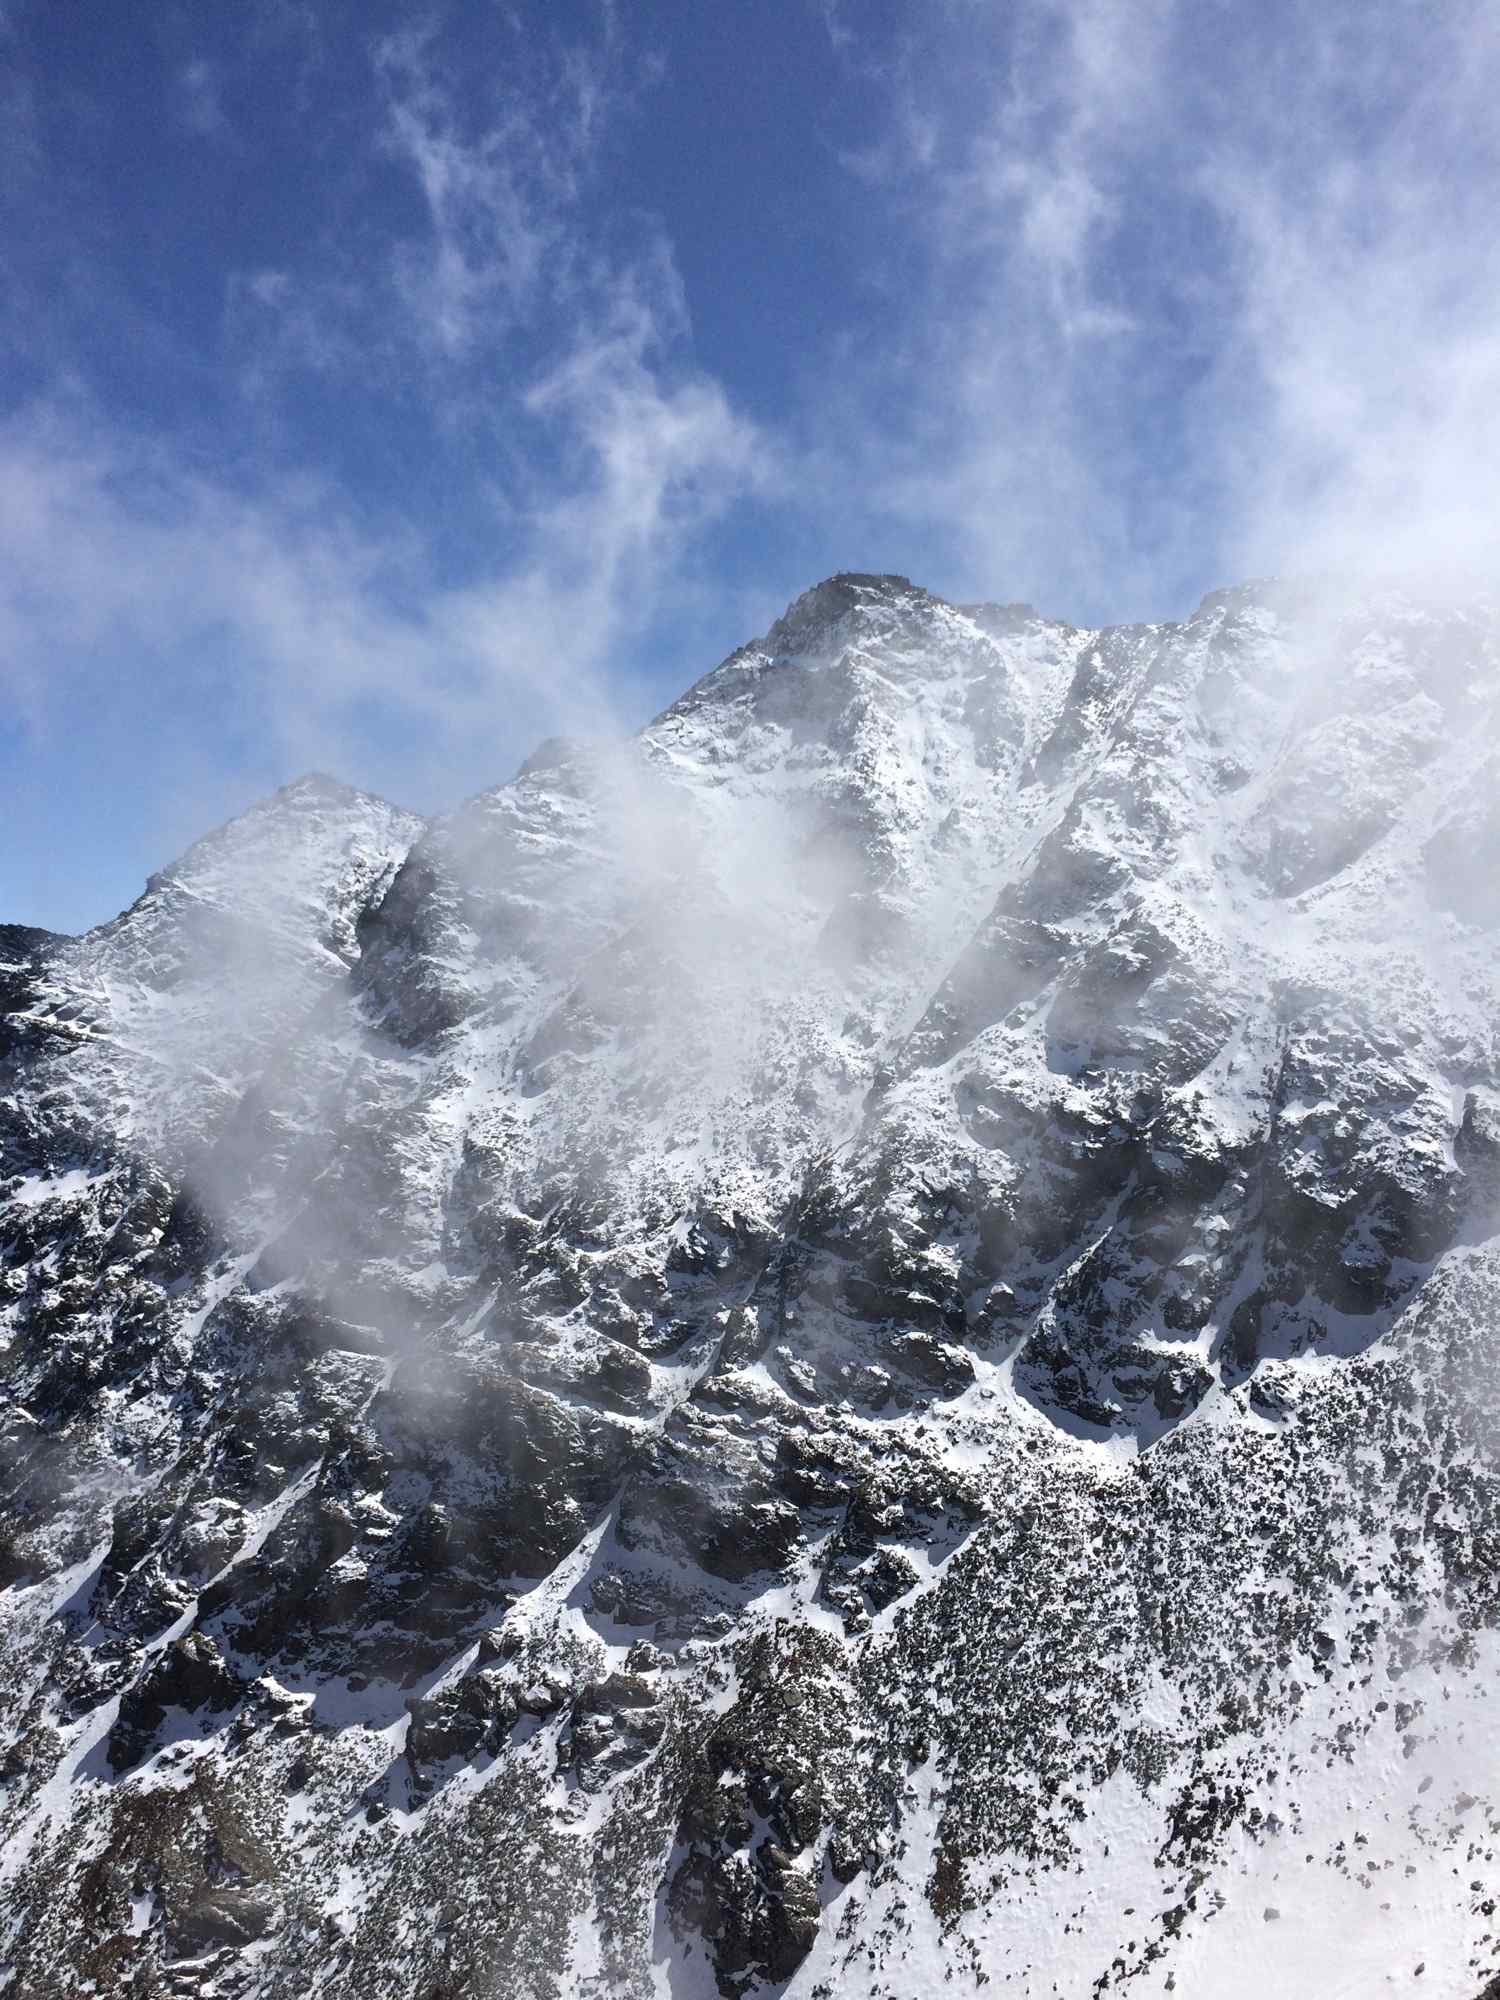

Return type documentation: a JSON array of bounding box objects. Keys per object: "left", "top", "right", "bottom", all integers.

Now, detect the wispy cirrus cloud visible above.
[
  {"left": 1192, "top": 0, "right": 1500, "bottom": 587},
  {"left": 227, "top": 8, "right": 663, "bottom": 393},
  {"left": 6, "top": 0, "right": 1499, "bottom": 930},
  {"left": 373, "top": 18, "right": 590, "bottom": 362},
  {"left": 3, "top": 3, "right": 767, "bottom": 882},
  {"left": 0, "top": 340, "right": 760, "bottom": 809},
  {"left": 812, "top": 0, "right": 1500, "bottom": 619}
]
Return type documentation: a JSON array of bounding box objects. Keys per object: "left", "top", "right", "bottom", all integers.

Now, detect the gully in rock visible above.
[{"left": 3, "top": 575, "right": 1500, "bottom": 1997}]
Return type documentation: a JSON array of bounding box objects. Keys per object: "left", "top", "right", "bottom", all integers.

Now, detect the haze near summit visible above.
[{"left": 2, "top": 0, "right": 1496, "bottom": 932}]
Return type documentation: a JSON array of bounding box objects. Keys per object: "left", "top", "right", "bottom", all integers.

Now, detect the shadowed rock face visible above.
[{"left": 5, "top": 576, "right": 1500, "bottom": 1997}]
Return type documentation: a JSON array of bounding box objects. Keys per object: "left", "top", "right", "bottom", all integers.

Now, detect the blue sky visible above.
[{"left": 4, "top": 0, "right": 1499, "bottom": 931}]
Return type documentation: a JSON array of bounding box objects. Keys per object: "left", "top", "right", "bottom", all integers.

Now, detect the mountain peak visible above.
[
  {"left": 133, "top": 772, "right": 420, "bottom": 914},
  {"left": 272, "top": 768, "right": 366, "bottom": 800},
  {"left": 6, "top": 580, "right": 1500, "bottom": 1998},
  {"left": 764, "top": 570, "right": 927, "bottom": 655}
]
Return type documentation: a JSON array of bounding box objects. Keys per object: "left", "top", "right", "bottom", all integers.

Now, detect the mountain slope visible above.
[{"left": 3, "top": 575, "right": 1500, "bottom": 1999}]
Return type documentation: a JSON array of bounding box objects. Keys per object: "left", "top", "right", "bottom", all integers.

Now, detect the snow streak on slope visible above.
[{"left": 3, "top": 574, "right": 1500, "bottom": 1999}]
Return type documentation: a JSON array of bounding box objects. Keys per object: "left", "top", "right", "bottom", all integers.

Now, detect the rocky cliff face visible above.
[{"left": 4, "top": 574, "right": 1500, "bottom": 1999}]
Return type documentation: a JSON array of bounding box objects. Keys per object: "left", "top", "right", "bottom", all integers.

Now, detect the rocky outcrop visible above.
[{"left": 4, "top": 576, "right": 1500, "bottom": 1996}]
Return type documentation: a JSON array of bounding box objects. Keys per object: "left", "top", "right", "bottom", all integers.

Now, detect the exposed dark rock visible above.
[{"left": 4, "top": 578, "right": 1500, "bottom": 1996}]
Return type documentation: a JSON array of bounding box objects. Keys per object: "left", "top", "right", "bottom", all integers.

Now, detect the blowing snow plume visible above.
[
  {"left": 6, "top": 565, "right": 1500, "bottom": 1996},
  {"left": 7, "top": 0, "right": 1500, "bottom": 1992}
]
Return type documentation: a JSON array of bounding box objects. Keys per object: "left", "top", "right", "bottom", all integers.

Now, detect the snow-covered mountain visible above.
[{"left": 4, "top": 573, "right": 1500, "bottom": 1998}]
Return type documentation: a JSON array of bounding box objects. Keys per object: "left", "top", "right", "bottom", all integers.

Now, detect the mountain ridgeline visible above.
[{"left": 4, "top": 573, "right": 1500, "bottom": 1997}]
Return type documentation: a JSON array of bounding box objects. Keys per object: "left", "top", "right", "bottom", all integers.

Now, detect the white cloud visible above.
[
  {"left": 221, "top": 10, "right": 685, "bottom": 442},
  {"left": 368, "top": 13, "right": 657, "bottom": 366},
  {"left": 1, "top": 8, "right": 768, "bottom": 823},
  {"left": 813, "top": 0, "right": 1500, "bottom": 620},
  {"left": 11, "top": 0, "right": 1495, "bottom": 873},
  {"left": 0, "top": 301, "right": 763, "bottom": 804},
  {"left": 1189, "top": 0, "right": 1500, "bottom": 589},
  {"left": 795, "top": 0, "right": 1187, "bottom": 622}
]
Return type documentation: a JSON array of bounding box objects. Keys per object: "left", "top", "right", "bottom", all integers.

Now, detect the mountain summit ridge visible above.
[{"left": 3, "top": 576, "right": 1500, "bottom": 1997}]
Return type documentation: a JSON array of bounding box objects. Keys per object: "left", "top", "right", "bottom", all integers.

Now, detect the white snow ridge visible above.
[{"left": 3, "top": 571, "right": 1500, "bottom": 1998}]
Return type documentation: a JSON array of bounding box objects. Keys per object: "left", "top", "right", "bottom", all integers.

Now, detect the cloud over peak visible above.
[{"left": 3, "top": 0, "right": 1498, "bottom": 925}]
